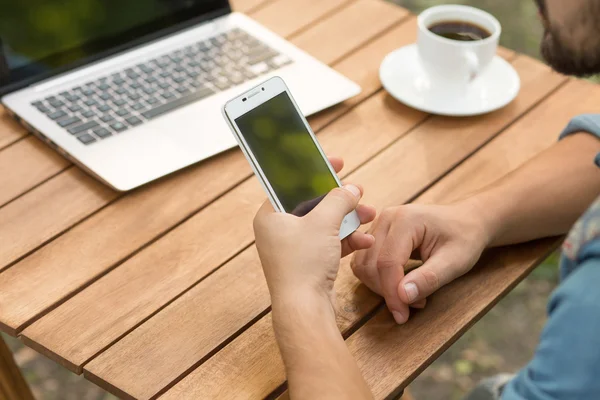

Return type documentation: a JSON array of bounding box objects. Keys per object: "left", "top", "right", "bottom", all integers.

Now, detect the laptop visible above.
[{"left": 0, "top": 1, "right": 360, "bottom": 191}]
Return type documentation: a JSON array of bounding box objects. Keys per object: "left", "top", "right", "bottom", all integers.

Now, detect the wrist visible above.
[
  {"left": 271, "top": 286, "right": 335, "bottom": 318},
  {"left": 271, "top": 289, "right": 340, "bottom": 359},
  {"left": 453, "top": 196, "right": 498, "bottom": 248},
  {"left": 270, "top": 288, "right": 338, "bottom": 339}
]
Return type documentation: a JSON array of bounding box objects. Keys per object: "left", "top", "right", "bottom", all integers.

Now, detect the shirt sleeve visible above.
[
  {"left": 559, "top": 114, "right": 600, "bottom": 140},
  {"left": 559, "top": 114, "right": 600, "bottom": 167}
]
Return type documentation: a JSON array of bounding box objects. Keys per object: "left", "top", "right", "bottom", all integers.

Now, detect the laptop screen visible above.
[{"left": 0, "top": 0, "right": 230, "bottom": 95}]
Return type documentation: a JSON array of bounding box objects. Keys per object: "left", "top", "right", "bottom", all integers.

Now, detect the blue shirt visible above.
[{"left": 559, "top": 114, "right": 600, "bottom": 280}]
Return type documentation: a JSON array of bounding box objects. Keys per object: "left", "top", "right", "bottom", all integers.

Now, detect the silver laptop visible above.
[{"left": 0, "top": 1, "right": 360, "bottom": 191}]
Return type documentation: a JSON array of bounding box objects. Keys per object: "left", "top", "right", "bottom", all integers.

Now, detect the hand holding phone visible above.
[
  {"left": 223, "top": 76, "right": 361, "bottom": 239},
  {"left": 253, "top": 183, "right": 375, "bottom": 302}
]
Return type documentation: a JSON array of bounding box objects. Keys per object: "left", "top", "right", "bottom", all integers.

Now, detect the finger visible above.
[
  {"left": 350, "top": 215, "right": 391, "bottom": 295},
  {"left": 398, "top": 250, "right": 457, "bottom": 304},
  {"left": 411, "top": 298, "right": 427, "bottom": 309},
  {"left": 328, "top": 156, "right": 344, "bottom": 173},
  {"left": 356, "top": 204, "right": 377, "bottom": 224},
  {"left": 377, "top": 221, "right": 414, "bottom": 324},
  {"left": 252, "top": 200, "right": 275, "bottom": 236},
  {"left": 351, "top": 252, "right": 382, "bottom": 294},
  {"left": 253, "top": 200, "right": 277, "bottom": 234},
  {"left": 353, "top": 212, "right": 391, "bottom": 272},
  {"left": 255, "top": 199, "right": 276, "bottom": 220},
  {"left": 350, "top": 212, "right": 392, "bottom": 294},
  {"left": 309, "top": 184, "right": 362, "bottom": 227},
  {"left": 342, "top": 231, "right": 375, "bottom": 257}
]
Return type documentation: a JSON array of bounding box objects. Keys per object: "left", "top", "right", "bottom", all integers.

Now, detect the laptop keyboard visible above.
[{"left": 30, "top": 28, "right": 293, "bottom": 145}]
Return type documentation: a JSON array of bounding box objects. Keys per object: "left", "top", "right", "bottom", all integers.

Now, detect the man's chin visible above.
[
  {"left": 542, "top": 43, "right": 576, "bottom": 75},
  {"left": 542, "top": 46, "right": 595, "bottom": 77},
  {"left": 540, "top": 30, "right": 600, "bottom": 77}
]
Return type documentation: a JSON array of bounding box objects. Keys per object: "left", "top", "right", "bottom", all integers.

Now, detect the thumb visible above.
[
  {"left": 309, "top": 184, "right": 362, "bottom": 227},
  {"left": 398, "top": 250, "right": 457, "bottom": 304},
  {"left": 253, "top": 199, "right": 276, "bottom": 231},
  {"left": 255, "top": 199, "right": 276, "bottom": 219}
]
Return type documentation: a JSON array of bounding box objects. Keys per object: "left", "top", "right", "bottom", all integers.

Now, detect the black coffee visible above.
[{"left": 428, "top": 20, "right": 491, "bottom": 41}]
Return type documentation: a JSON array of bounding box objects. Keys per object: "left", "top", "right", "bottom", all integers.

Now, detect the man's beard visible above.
[
  {"left": 535, "top": 0, "right": 600, "bottom": 76},
  {"left": 541, "top": 26, "right": 600, "bottom": 77}
]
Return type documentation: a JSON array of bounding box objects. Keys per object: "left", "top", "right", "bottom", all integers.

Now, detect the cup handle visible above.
[{"left": 463, "top": 50, "right": 480, "bottom": 82}]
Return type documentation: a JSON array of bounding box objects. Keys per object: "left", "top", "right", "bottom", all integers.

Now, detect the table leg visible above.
[{"left": 0, "top": 335, "right": 35, "bottom": 400}]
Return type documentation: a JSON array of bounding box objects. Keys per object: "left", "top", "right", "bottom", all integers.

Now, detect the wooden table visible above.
[{"left": 1, "top": 0, "right": 597, "bottom": 398}]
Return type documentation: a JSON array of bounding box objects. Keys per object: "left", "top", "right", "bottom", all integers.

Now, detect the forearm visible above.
[
  {"left": 461, "top": 132, "right": 600, "bottom": 247},
  {"left": 271, "top": 291, "right": 372, "bottom": 400}
]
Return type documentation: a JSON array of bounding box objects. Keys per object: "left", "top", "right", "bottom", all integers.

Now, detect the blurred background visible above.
[{"left": 1, "top": 0, "right": 587, "bottom": 399}]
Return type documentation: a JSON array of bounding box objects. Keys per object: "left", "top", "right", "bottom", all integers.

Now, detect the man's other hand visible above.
[{"left": 351, "top": 203, "right": 490, "bottom": 324}]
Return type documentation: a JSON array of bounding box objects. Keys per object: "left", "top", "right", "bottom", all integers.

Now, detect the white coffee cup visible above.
[{"left": 417, "top": 5, "right": 501, "bottom": 93}]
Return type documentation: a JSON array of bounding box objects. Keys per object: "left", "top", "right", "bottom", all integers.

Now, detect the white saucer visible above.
[{"left": 379, "top": 44, "right": 520, "bottom": 116}]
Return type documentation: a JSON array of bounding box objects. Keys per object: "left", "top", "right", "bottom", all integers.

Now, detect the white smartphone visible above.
[{"left": 222, "top": 76, "right": 361, "bottom": 239}]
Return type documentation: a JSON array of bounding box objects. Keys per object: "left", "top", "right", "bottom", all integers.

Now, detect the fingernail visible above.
[
  {"left": 344, "top": 184, "right": 361, "bottom": 198},
  {"left": 392, "top": 310, "right": 407, "bottom": 324},
  {"left": 404, "top": 282, "right": 419, "bottom": 303}
]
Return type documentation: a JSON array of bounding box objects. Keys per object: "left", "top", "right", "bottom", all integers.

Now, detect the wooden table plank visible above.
[
  {"left": 416, "top": 83, "right": 600, "bottom": 205},
  {"left": 496, "top": 46, "right": 516, "bottom": 61},
  {"left": 160, "top": 313, "right": 281, "bottom": 400},
  {"left": 0, "top": 169, "right": 117, "bottom": 274},
  {"left": 230, "top": 0, "right": 273, "bottom": 13},
  {"left": 155, "top": 56, "right": 566, "bottom": 400},
  {"left": 0, "top": 136, "right": 70, "bottom": 208},
  {"left": 304, "top": 17, "right": 418, "bottom": 132},
  {"left": 88, "top": 248, "right": 271, "bottom": 400},
  {"left": 251, "top": 0, "right": 353, "bottom": 38},
  {"left": 0, "top": 166, "right": 118, "bottom": 272},
  {"left": 23, "top": 177, "right": 263, "bottom": 371},
  {"left": 291, "top": 0, "right": 408, "bottom": 65},
  {"left": 0, "top": 150, "right": 247, "bottom": 337},
  {"left": 0, "top": 107, "right": 27, "bottom": 150},
  {"left": 26, "top": 45, "right": 426, "bottom": 378},
  {"left": 0, "top": 0, "right": 403, "bottom": 335},
  {"left": 82, "top": 56, "right": 564, "bottom": 399}
]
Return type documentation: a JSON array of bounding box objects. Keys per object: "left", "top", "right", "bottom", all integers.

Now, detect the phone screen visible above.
[{"left": 235, "top": 92, "right": 338, "bottom": 216}]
